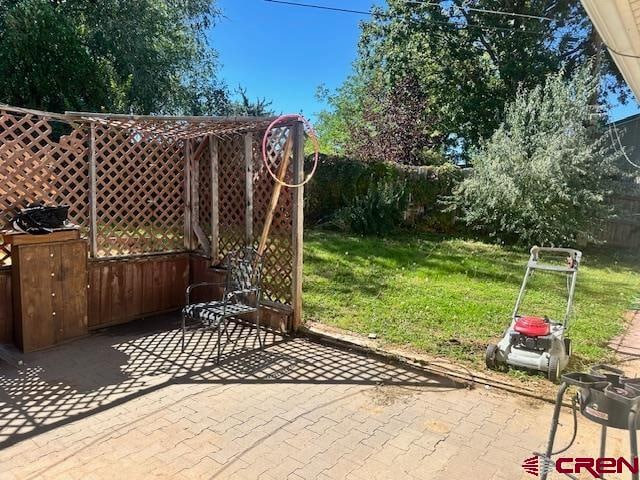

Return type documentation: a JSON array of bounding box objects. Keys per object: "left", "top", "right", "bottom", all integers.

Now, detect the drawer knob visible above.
[
  {"left": 52, "top": 312, "right": 56, "bottom": 316},
  {"left": 50, "top": 273, "right": 55, "bottom": 277},
  {"left": 51, "top": 293, "right": 56, "bottom": 297}
]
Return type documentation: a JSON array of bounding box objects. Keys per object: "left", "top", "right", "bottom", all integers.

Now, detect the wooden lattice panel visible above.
[
  {"left": 0, "top": 111, "right": 89, "bottom": 264},
  {"left": 218, "top": 136, "right": 245, "bottom": 259},
  {"left": 93, "top": 127, "right": 184, "bottom": 256},
  {"left": 252, "top": 127, "right": 294, "bottom": 303},
  {"left": 0, "top": 108, "right": 298, "bottom": 308},
  {"left": 197, "top": 138, "right": 212, "bottom": 250}
]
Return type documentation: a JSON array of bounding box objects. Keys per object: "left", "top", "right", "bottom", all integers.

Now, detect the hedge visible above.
[{"left": 304, "top": 155, "right": 462, "bottom": 232}]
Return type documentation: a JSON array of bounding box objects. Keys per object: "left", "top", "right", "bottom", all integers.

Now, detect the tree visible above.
[
  {"left": 316, "top": 0, "right": 628, "bottom": 161},
  {"left": 230, "top": 87, "right": 274, "bottom": 117},
  {"left": 317, "top": 73, "right": 444, "bottom": 165},
  {"left": 453, "top": 64, "right": 620, "bottom": 245},
  {"left": 0, "top": 0, "right": 231, "bottom": 115}
]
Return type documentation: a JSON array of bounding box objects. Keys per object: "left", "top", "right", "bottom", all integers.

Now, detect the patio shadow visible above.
[{"left": 0, "top": 313, "right": 463, "bottom": 449}]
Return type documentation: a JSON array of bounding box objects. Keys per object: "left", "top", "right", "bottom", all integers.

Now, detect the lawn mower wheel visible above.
[{"left": 485, "top": 344, "right": 499, "bottom": 370}]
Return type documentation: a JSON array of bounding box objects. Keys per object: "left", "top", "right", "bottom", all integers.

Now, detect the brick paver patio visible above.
[{"left": 0, "top": 315, "right": 632, "bottom": 479}]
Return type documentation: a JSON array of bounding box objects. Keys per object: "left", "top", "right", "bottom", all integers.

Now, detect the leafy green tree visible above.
[
  {"left": 0, "top": 0, "right": 108, "bottom": 113},
  {"left": 0, "top": 0, "right": 238, "bottom": 115},
  {"left": 453, "top": 65, "right": 620, "bottom": 245},
  {"left": 317, "top": 0, "right": 627, "bottom": 161}
]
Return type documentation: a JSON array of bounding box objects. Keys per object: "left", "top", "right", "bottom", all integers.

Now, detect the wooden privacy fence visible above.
[
  {"left": 598, "top": 194, "right": 640, "bottom": 249},
  {"left": 0, "top": 105, "right": 304, "bottom": 334}
]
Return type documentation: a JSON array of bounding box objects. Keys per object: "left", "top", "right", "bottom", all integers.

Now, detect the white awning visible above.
[{"left": 581, "top": 0, "right": 640, "bottom": 101}]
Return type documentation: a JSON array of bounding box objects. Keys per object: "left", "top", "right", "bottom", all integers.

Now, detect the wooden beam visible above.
[
  {"left": 1, "top": 104, "right": 72, "bottom": 122},
  {"left": 291, "top": 121, "right": 305, "bottom": 331},
  {"left": 65, "top": 111, "right": 281, "bottom": 124},
  {"left": 88, "top": 123, "right": 98, "bottom": 257},
  {"left": 190, "top": 139, "right": 201, "bottom": 251},
  {"left": 257, "top": 135, "right": 293, "bottom": 257},
  {"left": 210, "top": 135, "right": 220, "bottom": 263},
  {"left": 191, "top": 138, "right": 211, "bottom": 255},
  {"left": 183, "top": 139, "right": 192, "bottom": 250},
  {"left": 244, "top": 132, "right": 254, "bottom": 246},
  {"left": 192, "top": 135, "right": 209, "bottom": 163},
  {"left": 193, "top": 224, "right": 210, "bottom": 255}
]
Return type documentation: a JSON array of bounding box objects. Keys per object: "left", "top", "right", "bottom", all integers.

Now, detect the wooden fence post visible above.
[
  {"left": 244, "top": 133, "right": 254, "bottom": 246},
  {"left": 190, "top": 139, "right": 201, "bottom": 251},
  {"left": 88, "top": 123, "right": 98, "bottom": 258},
  {"left": 210, "top": 134, "right": 219, "bottom": 263},
  {"left": 183, "top": 139, "right": 192, "bottom": 250},
  {"left": 291, "top": 121, "right": 305, "bottom": 330}
]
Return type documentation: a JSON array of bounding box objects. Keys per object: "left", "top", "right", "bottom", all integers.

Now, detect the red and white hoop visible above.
[{"left": 261, "top": 114, "right": 319, "bottom": 188}]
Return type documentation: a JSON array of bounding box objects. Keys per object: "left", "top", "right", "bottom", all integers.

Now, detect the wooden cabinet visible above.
[{"left": 11, "top": 236, "right": 88, "bottom": 352}]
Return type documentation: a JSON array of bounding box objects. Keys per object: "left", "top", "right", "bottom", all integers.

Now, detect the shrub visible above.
[
  {"left": 332, "top": 178, "right": 408, "bottom": 235},
  {"left": 452, "top": 65, "right": 620, "bottom": 246}
]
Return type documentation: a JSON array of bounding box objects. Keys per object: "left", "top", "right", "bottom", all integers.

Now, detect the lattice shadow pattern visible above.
[{"left": 0, "top": 314, "right": 461, "bottom": 448}]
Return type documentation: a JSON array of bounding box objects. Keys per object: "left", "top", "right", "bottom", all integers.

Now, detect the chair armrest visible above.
[{"left": 186, "top": 282, "right": 225, "bottom": 305}]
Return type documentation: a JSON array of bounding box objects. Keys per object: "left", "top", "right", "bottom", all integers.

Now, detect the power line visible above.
[
  {"left": 263, "top": 0, "right": 544, "bottom": 36},
  {"left": 603, "top": 42, "right": 640, "bottom": 60},
  {"left": 265, "top": 0, "right": 640, "bottom": 57},
  {"left": 609, "top": 121, "right": 640, "bottom": 169},
  {"left": 404, "top": 0, "right": 553, "bottom": 22},
  {"left": 265, "top": 0, "right": 554, "bottom": 22},
  {"left": 263, "top": 0, "right": 371, "bottom": 16},
  {"left": 407, "top": 0, "right": 640, "bottom": 58}
]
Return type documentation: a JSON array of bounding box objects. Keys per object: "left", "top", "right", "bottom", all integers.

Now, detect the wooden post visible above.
[
  {"left": 183, "top": 139, "right": 192, "bottom": 250},
  {"left": 257, "top": 135, "right": 293, "bottom": 257},
  {"left": 244, "top": 133, "right": 254, "bottom": 246},
  {"left": 291, "top": 121, "right": 305, "bottom": 330},
  {"left": 210, "top": 134, "right": 219, "bottom": 263},
  {"left": 88, "top": 123, "right": 98, "bottom": 258},
  {"left": 191, "top": 139, "right": 201, "bottom": 251}
]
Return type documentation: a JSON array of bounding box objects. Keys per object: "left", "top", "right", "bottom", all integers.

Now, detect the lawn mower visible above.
[{"left": 485, "top": 246, "right": 582, "bottom": 382}]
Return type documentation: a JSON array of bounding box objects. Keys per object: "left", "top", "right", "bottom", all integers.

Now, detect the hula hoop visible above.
[{"left": 261, "top": 114, "right": 319, "bottom": 188}]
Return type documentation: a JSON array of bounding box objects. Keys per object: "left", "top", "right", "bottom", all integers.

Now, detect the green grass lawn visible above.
[{"left": 303, "top": 230, "right": 640, "bottom": 370}]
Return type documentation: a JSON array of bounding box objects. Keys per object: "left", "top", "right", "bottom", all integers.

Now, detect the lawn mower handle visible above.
[{"left": 530, "top": 246, "right": 582, "bottom": 265}]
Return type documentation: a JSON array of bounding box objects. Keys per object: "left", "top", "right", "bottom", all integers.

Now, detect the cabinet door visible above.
[
  {"left": 16, "top": 244, "right": 57, "bottom": 351},
  {"left": 56, "top": 241, "right": 88, "bottom": 340}
]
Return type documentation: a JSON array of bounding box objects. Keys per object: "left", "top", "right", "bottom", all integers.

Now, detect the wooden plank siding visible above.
[
  {"left": 2, "top": 253, "right": 291, "bottom": 347},
  {"left": 87, "top": 254, "right": 189, "bottom": 329}
]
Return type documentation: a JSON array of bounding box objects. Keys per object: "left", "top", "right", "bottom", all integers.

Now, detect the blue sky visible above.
[
  {"left": 211, "top": 0, "right": 372, "bottom": 119},
  {"left": 211, "top": 0, "right": 640, "bottom": 122}
]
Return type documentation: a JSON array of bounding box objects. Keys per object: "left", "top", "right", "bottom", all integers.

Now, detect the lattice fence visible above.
[
  {"left": 0, "top": 111, "right": 89, "bottom": 264},
  {"left": 252, "top": 127, "right": 294, "bottom": 304},
  {"left": 0, "top": 108, "right": 300, "bottom": 308},
  {"left": 93, "top": 126, "right": 184, "bottom": 256},
  {"left": 218, "top": 135, "right": 246, "bottom": 259}
]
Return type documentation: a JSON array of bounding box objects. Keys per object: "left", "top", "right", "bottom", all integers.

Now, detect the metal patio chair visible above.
[{"left": 181, "top": 247, "right": 264, "bottom": 362}]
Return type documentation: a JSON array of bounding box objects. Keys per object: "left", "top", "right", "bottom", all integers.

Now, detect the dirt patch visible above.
[{"left": 365, "top": 384, "right": 417, "bottom": 407}]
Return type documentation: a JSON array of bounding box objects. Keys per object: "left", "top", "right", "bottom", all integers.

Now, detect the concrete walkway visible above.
[{"left": 0, "top": 316, "right": 633, "bottom": 479}]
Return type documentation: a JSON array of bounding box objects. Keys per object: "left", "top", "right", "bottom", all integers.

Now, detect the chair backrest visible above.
[{"left": 224, "top": 247, "right": 263, "bottom": 293}]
